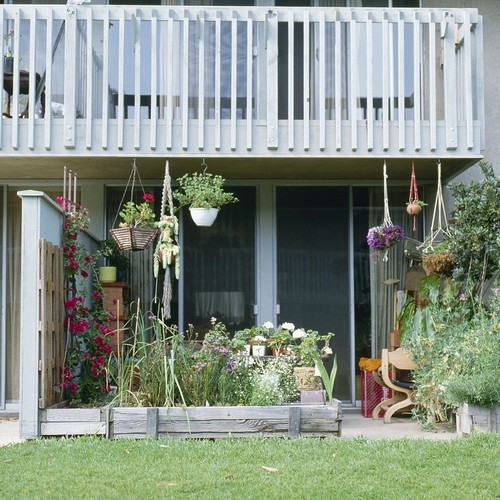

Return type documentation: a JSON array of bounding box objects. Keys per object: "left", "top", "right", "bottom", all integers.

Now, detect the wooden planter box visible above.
[
  {"left": 456, "top": 403, "right": 500, "bottom": 436},
  {"left": 111, "top": 401, "right": 342, "bottom": 439},
  {"left": 40, "top": 406, "right": 111, "bottom": 437},
  {"left": 39, "top": 400, "right": 342, "bottom": 439}
]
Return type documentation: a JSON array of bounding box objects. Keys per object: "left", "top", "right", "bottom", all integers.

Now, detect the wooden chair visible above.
[{"left": 372, "top": 348, "right": 418, "bottom": 423}]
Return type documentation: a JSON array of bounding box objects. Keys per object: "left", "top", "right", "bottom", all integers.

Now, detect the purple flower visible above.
[{"left": 367, "top": 225, "right": 405, "bottom": 251}]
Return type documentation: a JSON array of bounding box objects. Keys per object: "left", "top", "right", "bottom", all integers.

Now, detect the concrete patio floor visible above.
[{"left": 1, "top": 411, "right": 457, "bottom": 446}]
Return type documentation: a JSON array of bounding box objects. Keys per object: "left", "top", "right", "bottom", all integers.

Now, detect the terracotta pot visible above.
[{"left": 406, "top": 203, "right": 422, "bottom": 216}]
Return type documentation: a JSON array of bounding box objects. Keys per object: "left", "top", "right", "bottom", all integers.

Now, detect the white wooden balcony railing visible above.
[{"left": 0, "top": 6, "right": 483, "bottom": 159}]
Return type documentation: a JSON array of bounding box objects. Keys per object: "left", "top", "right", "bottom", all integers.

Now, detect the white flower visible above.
[
  {"left": 293, "top": 328, "right": 307, "bottom": 339},
  {"left": 281, "top": 322, "right": 295, "bottom": 331},
  {"left": 262, "top": 321, "right": 274, "bottom": 329},
  {"left": 211, "top": 317, "right": 217, "bottom": 323},
  {"left": 253, "top": 335, "right": 267, "bottom": 344},
  {"left": 322, "top": 346, "right": 333, "bottom": 355}
]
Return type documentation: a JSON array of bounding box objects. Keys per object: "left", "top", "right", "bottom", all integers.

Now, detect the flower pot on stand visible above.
[
  {"left": 293, "top": 366, "right": 322, "bottom": 391},
  {"left": 252, "top": 345, "right": 266, "bottom": 357},
  {"left": 189, "top": 208, "right": 219, "bottom": 227},
  {"left": 98, "top": 266, "right": 117, "bottom": 283}
]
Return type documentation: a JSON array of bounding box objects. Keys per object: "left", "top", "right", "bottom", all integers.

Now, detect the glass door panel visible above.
[
  {"left": 182, "top": 187, "right": 256, "bottom": 336},
  {"left": 276, "top": 186, "right": 351, "bottom": 401}
]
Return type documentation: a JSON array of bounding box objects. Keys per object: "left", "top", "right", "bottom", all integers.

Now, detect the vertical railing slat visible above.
[
  {"left": 319, "top": 11, "right": 326, "bottom": 151},
  {"left": 28, "top": 11, "right": 37, "bottom": 149},
  {"left": 166, "top": 12, "right": 174, "bottom": 149},
  {"left": 366, "top": 11, "right": 373, "bottom": 151},
  {"left": 334, "top": 11, "right": 341, "bottom": 151},
  {"left": 429, "top": 12, "right": 436, "bottom": 151},
  {"left": 463, "top": 11, "right": 473, "bottom": 149},
  {"left": 85, "top": 9, "right": 93, "bottom": 149},
  {"left": 182, "top": 13, "right": 189, "bottom": 150},
  {"left": 397, "top": 11, "right": 404, "bottom": 151},
  {"left": 133, "top": 12, "right": 141, "bottom": 149},
  {"left": 117, "top": 9, "right": 125, "bottom": 149},
  {"left": 215, "top": 12, "right": 221, "bottom": 150},
  {"left": 266, "top": 9, "right": 278, "bottom": 150},
  {"left": 413, "top": 12, "right": 421, "bottom": 151},
  {"left": 198, "top": 11, "right": 205, "bottom": 150},
  {"left": 101, "top": 8, "right": 110, "bottom": 149},
  {"left": 12, "top": 9, "right": 20, "bottom": 149},
  {"left": 63, "top": 7, "right": 77, "bottom": 149},
  {"left": 475, "top": 16, "right": 485, "bottom": 151},
  {"left": 382, "top": 11, "right": 389, "bottom": 151},
  {"left": 150, "top": 12, "right": 157, "bottom": 149},
  {"left": 287, "top": 10, "right": 294, "bottom": 151},
  {"left": 349, "top": 12, "right": 357, "bottom": 151},
  {"left": 44, "top": 10, "right": 53, "bottom": 149},
  {"left": 442, "top": 11, "right": 457, "bottom": 150},
  {"left": 303, "top": 10, "right": 309, "bottom": 151},
  {"left": 246, "top": 13, "right": 253, "bottom": 150},
  {"left": 230, "top": 11, "right": 237, "bottom": 151}
]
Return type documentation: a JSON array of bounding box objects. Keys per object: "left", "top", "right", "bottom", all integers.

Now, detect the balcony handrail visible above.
[{"left": 0, "top": 5, "right": 483, "bottom": 158}]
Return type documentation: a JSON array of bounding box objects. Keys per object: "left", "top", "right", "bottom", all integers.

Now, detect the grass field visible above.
[{"left": 1, "top": 434, "right": 499, "bottom": 499}]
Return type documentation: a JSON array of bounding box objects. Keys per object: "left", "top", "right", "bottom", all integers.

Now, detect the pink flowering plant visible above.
[
  {"left": 118, "top": 193, "right": 156, "bottom": 228},
  {"left": 55, "top": 197, "right": 115, "bottom": 405}
]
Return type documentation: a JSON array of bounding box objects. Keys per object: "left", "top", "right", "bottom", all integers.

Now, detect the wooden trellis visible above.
[{"left": 39, "top": 239, "right": 66, "bottom": 409}]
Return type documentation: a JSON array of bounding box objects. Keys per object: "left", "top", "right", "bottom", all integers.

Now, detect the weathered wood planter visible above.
[
  {"left": 41, "top": 406, "right": 111, "bottom": 437},
  {"left": 456, "top": 403, "right": 500, "bottom": 436},
  {"left": 39, "top": 400, "right": 342, "bottom": 439}
]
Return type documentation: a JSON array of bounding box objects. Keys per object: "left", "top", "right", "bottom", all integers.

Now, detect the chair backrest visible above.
[{"left": 386, "top": 348, "right": 418, "bottom": 371}]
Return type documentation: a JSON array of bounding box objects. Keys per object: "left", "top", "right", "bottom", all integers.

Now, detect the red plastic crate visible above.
[{"left": 361, "top": 370, "right": 391, "bottom": 418}]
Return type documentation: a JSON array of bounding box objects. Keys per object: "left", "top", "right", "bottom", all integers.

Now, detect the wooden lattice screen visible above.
[{"left": 39, "top": 239, "right": 66, "bottom": 409}]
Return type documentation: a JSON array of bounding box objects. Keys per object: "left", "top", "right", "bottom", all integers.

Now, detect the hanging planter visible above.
[
  {"left": 174, "top": 159, "right": 238, "bottom": 227},
  {"left": 189, "top": 208, "right": 219, "bottom": 227},
  {"left": 366, "top": 161, "right": 405, "bottom": 261},
  {"left": 110, "top": 226, "right": 159, "bottom": 252},
  {"left": 110, "top": 160, "right": 159, "bottom": 251},
  {"left": 406, "top": 162, "right": 427, "bottom": 231}
]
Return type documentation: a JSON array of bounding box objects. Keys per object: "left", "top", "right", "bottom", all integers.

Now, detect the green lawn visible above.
[{"left": 1, "top": 435, "right": 499, "bottom": 499}]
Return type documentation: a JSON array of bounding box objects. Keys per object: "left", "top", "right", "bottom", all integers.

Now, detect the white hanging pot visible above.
[{"left": 189, "top": 208, "right": 219, "bottom": 227}]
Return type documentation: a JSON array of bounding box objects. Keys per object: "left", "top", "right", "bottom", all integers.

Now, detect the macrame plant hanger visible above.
[
  {"left": 408, "top": 162, "right": 419, "bottom": 232},
  {"left": 153, "top": 160, "right": 180, "bottom": 320},
  {"left": 420, "top": 160, "right": 451, "bottom": 254},
  {"left": 381, "top": 161, "right": 394, "bottom": 261}
]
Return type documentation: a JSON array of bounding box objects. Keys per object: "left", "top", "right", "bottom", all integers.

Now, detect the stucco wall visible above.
[{"left": 425, "top": 0, "right": 500, "bottom": 184}]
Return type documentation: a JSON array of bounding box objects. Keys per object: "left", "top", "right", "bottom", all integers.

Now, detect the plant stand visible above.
[{"left": 456, "top": 403, "right": 500, "bottom": 436}]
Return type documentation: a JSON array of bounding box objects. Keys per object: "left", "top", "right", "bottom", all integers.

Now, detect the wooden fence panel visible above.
[{"left": 39, "top": 240, "right": 65, "bottom": 409}]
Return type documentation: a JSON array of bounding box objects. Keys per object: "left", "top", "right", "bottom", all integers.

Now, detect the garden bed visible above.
[{"left": 39, "top": 400, "right": 342, "bottom": 440}]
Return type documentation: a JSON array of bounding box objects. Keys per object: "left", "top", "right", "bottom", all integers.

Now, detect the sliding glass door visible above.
[{"left": 276, "top": 186, "right": 351, "bottom": 401}]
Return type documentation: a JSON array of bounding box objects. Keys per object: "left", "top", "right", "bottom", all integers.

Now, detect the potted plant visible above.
[
  {"left": 232, "top": 328, "right": 253, "bottom": 355},
  {"left": 110, "top": 193, "right": 159, "bottom": 251},
  {"left": 97, "top": 239, "right": 130, "bottom": 283},
  {"left": 174, "top": 172, "right": 239, "bottom": 226},
  {"left": 251, "top": 335, "right": 268, "bottom": 357},
  {"left": 406, "top": 198, "right": 427, "bottom": 216},
  {"left": 268, "top": 323, "right": 294, "bottom": 355},
  {"left": 366, "top": 224, "right": 405, "bottom": 260},
  {"left": 291, "top": 328, "right": 334, "bottom": 391},
  {"left": 421, "top": 241, "right": 454, "bottom": 276}
]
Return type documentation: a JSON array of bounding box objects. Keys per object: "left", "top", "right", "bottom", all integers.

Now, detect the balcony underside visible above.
[{"left": 0, "top": 120, "right": 482, "bottom": 182}]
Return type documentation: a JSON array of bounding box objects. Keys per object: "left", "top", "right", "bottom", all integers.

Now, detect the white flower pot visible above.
[
  {"left": 244, "top": 344, "right": 251, "bottom": 355},
  {"left": 252, "top": 345, "right": 266, "bottom": 357},
  {"left": 189, "top": 208, "right": 219, "bottom": 227}
]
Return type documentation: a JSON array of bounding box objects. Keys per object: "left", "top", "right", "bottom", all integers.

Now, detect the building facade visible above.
[{"left": 0, "top": 0, "right": 490, "bottom": 412}]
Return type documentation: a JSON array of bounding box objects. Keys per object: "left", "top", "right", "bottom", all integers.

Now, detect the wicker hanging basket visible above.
[{"left": 110, "top": 227, "right": 159, "bottom": 252}]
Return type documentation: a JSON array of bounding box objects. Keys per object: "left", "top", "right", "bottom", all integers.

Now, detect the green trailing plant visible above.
[
  {"left": 448, "top": 162, "right": 500, "bottom": 287},
  {"left": 174, "top": 172, "right": 239, "bottom": 209}
]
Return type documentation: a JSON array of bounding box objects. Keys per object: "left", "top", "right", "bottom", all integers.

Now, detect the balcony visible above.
[{"left": 0, "top": 6, "right": 483, "bottom": 180}]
